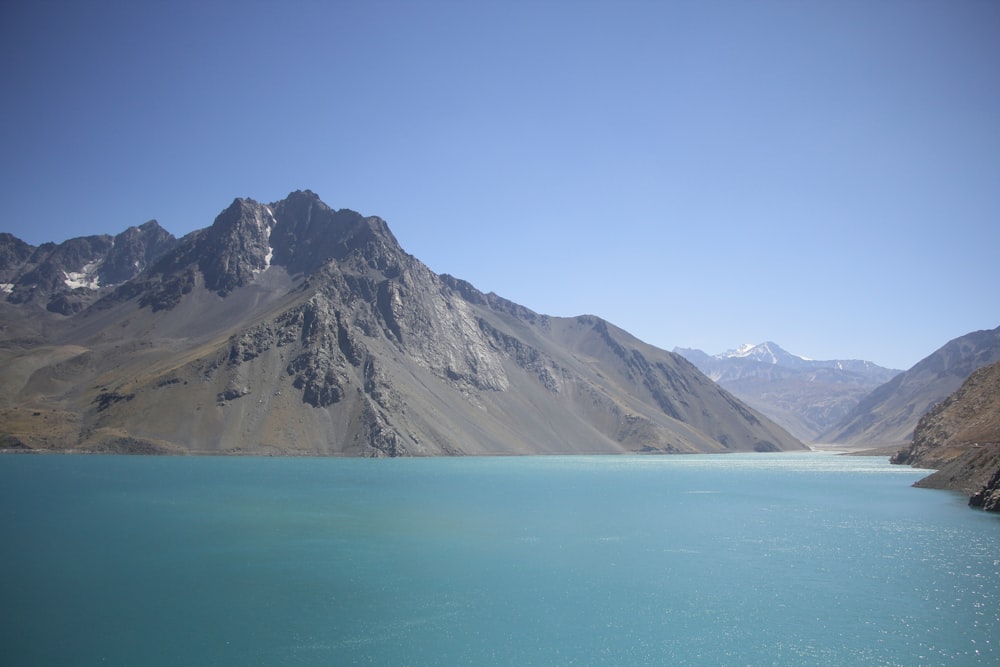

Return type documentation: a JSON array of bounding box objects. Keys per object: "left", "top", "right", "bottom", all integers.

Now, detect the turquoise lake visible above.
[{"left": 2, "top": 452, "right": 998, "bottom": 665}]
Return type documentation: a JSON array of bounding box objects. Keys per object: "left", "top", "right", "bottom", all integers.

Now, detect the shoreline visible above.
[{"left": 807, "top": 442, "right": 901, "bottom": 457}]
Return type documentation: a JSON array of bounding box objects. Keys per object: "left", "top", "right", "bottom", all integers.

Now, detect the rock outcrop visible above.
[
  {"left": 969, "top": 467, "right": 1000, "bottom": 512},
  {"left": 891, "top": 361, "right": 1000, "bottom": 511}
]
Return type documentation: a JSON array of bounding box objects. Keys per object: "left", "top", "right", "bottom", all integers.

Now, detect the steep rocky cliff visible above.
[
  {"left": 969, "top": 467, "right": 1000, "bottom": 512},
  {"left": 891, "top": 361, "right": 1000, "bottom": 511},
  {"left": 0, "top": 191, "right": 804, "bottom": 457}
]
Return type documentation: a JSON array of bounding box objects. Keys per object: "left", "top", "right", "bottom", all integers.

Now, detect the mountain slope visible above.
[
  {"left": 820, "top": 326, "right": 1000, "bottom": 448},
  {"left": 674, "top": 342, "right": 899, "bottom": 442},
  {"left": 890, "top": 361, "right": 1000, "bottom": 511},
  {"left": 0, "top": 191, "right": 804, "bottom": 456}
]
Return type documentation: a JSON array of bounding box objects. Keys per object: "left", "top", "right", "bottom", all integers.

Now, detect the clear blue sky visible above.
[{"left": 2, "top": 1, "right": 997, "bottom": 370}]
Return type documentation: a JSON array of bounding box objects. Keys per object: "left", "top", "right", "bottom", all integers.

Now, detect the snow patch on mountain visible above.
[
  {"left": 261, "top": 205, "right": 276, "bottom": 270},
  {"left": 718, "top": 342, "right": 802, "bottom": 365},
  {"left": 63, "top": 260, "right": 103, "bottom": 290},
  {"left": 725, "top": 343, "right": 758, "bottom": 358}
]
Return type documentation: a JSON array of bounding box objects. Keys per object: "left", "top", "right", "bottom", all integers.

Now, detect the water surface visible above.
[{"left": 2, "top": 453, "right": 997, "bottom": 665}]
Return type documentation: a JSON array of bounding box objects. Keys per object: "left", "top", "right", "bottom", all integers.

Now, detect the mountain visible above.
[
  {"left": 674, "top": 342, "right": 900, "bottom": 442},
  {"left": 890, "top": 361, "right": 1000, "bottom": 511},
  {"left": 820, "top": 326, "right": 1000, "bottom": 448},
  {"left": 0, "top": 190, "right": 804, "bottom": 457},
  {"left": 0, "top": 221, "right": 177, "bottom": 315}
]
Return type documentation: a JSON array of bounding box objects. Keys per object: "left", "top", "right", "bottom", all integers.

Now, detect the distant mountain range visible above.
[
  {"left": 674, "top": 342, "right": 901, "bottom": 442},
  {"left": 673, "top": 331, "right": 1000, "bottom": 511},
  {"left": 0, "top": 190, "right": 803, "bottom": 456}
]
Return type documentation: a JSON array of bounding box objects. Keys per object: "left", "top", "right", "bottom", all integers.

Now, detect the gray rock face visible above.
[
  {"left": 0, "top": 191, "right": 805, "bottom": 457},
  {"left": 0, "top": 233, "right": 35, "bottom": 277},
  {"left": 0, "top": 222, "right": 177, "bottom": 314},
  {"left": 102, "top": 221, "right": 177, "bottom": 286},
  {"left": 200, "top": 199, "right": 277, "bottom": 296},
  {"left": 969, "top": 467, "right": 1000, "bottom": 512}
]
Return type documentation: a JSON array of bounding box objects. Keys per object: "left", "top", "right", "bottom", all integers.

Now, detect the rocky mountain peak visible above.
[
  {"left": 0, "top": 233, "right": 35, "bottom": 278},
  {"left": 1, "top": 220, "right": 179, "bottom": 314},
  {"left": 111, "top": 191, "right": 410, "bottom": 312},
  {"left": 268, "top": 193, "right": 405, "bottom": 280},
  {"left": 200, "top": 198, "right": 278, "bottom": 295},
  {"left": 0, "top": 189, "right": 806, "bottom": 458},
  {"left": 101, "top": 220, "right": 176, "bottom": 286}
]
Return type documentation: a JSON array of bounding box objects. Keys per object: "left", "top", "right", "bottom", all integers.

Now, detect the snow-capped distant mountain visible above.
[
  {"left": 717, "top": 341, "right": 810, "bottom": 367},
  {"left": 674, "top": 343, "right": 902, "bottom": 442},
  {"left": 700, "top": 342, "right": 894, "bottom": 377}
]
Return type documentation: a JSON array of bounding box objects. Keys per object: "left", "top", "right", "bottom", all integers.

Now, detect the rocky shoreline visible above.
[
  {"left": 893, "top": 443, "right": 1000, "bottom": 512},
  {"left": 888, "top": 361, "right": 1000, "bottom": 512}
]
